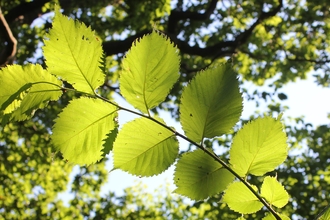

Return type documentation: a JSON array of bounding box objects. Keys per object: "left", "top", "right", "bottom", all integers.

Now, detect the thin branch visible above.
[
  {"left": 102, "top": 83, "right": 119, "bottom": 92},
  {"left": 240, "top": 49, "right": 265, "bottom": 60},
  {"left": 284, "top": 49, "right": 330, "bottom": 64},
  {"left": 3, "top": 0, "right": 50, "bottom": 24},
  {"left": 287, "top": 57, "right": 330, "bottom": 64},
  {"left": 314, "top": 203, "right": 330, "bottom": 220},
  {"left": 235, "top": 0, "right": 283, "bottom": 46},
  {"left": 3, "top": 0, "right": 73, "bottom": 24},
  {"left": 172, "top": 130, "right": 281, "bottom": 220},
  {"left": 2, "top": 0, "right": 283, "bottom": 62},
  {"left": 165, "top": 0, "right": 283, "bottom": 59},
  {"left": 93, "top": 91, "right": 281, "bottom": 220},
  {"left": 176, "top": 38, "right": 236, "bottom": 57},
  {"left": 0, "top": 7, "right": 17, "bottom": 67},
  {"left": 42, "top": 74, "right": 282, "bottom": 219},
  {"left": 181, "top": 53, "right": 231, "bottom": 74}
]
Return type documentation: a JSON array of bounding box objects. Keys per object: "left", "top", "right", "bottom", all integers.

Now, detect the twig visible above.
[{"left": 0, "top": 7, "right": 17, "bottom": 67}]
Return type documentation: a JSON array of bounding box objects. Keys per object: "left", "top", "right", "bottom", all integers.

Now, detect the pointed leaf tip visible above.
[
  {"left": 52, "top": 97, "right": 118, "bottom": 165},
  {"left": 43, "top": 6, "right": 105, "bottom": 94},
  {"left": 120, "top": 31, "right": 180, "bottom": 113},
  {"left": 180, "top": 62, "right": 243, "bottom": 143},
  {"left": 102, "top": 127, "right": 119, "bottom": 157}
]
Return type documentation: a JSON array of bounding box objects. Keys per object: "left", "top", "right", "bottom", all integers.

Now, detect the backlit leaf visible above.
[
  {"left": 229, "top": 116, "right": 288, "bottom": 177},
  {"left": 120, "top": 31, "right": 180, "bottom": 113},
  {"left": 223, "top": 181, "right": 263, "bottom": 214},
  {"left": 0, "top": 64, "right": 62, "bottom": 122},
  {"left": 261, "top": 176, "right": 289, "bottom": 208},
  {"left": 113, "top": 117, "right": 178, "bottom": 176},
  {"left": 102, "top": 127, "right": 118, "bottom": 157},
  {"left": 52, "top": 97, "right": 118, "bottom": 165},
  {"left": 174, "top": 149, "right": 234, "bottom": 200},
  {"left": 43, "top": 6, "right": 104, "bottom": 94},
  {"left": 180, "top": 63, "right": 243, "bottom": 143}
]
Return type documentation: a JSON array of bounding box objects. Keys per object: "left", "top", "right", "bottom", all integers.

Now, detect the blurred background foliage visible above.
[{"left": 0, "top": 0, "right": 329, "bottom": 219}]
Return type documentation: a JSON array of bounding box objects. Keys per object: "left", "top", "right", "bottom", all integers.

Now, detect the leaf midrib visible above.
[
  {"left": 57, "top": 110, "right": 117, "bottom": 146},
  {"left": 59, "top": 15, "right": 95, "bottom": 94}
]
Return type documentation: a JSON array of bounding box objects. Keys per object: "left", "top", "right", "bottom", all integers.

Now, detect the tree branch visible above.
[
  {"left": 3, "top": 0, "right": 72, "bottom": 24},
  {"left": 4, "top": 0, "right": 50, "bottom": 24},
  {"left": 102, "top": 30, "right": 151, "bottom": 56},
  {"left": 2, "top": 0, "right": 284, "bottom": 67},
  {"left": 0, "top": 7, "right": 17, "bottom": 67},
  {"left": 235, "top": 0, "right": 283, "bottom": 45},
  {"left": 287, "top": 57, "right": 330, "bottom": 64},
  {"left": 167, "top": 0, "right": 218, "bottom": 34},
  {"left": 164, "top": 0, "right": 283, "bottom": 60},
  {"left": 240, "top": 49, "right": 265, "bottom": 60}
]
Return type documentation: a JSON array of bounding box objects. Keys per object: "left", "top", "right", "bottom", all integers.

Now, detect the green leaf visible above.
[
  {"left": 260, "top": 176, "right": 289, "bottom": 208},
  {"left": 52, "top": 97, "right": 118, "bottom": 165},
  {"left": 0, "top": 64, "right": 62, "bottom": 121},
  {"left": 229, "top": 116, "right": 288, "bottom": 177},
  {"left": 180, "top": 63, "right": 243, "bottom": 143},
  {"left": 223, "top": 181, "right": 263, "bottom": 214},
  {"left": 113, "top": 117, "right": 178, "bottom": 176},
  {"left": 43, "top": 6, "right": 104, "bottom": 94},
  {"left": 173, "top": 149, "right": 234, "bottom": 200},
  {"left": 0, "top": 83, "right": 32, "bottom": 114},
  {"left": 102, "top": 127, "right": 118, "bottom": 157},
  {"left": 120, "top": 31, "right": 180, "bottom": 114}
]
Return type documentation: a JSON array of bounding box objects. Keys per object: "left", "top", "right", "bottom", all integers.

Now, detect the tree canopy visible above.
[{"left": 0, "top": 0, "right": 330, "bottom": 219}]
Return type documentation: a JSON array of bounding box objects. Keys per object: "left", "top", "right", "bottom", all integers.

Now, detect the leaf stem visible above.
[
  {"left": 119, "top": 108, "right": 279, "bottom": 218},
  {"left": 65, "top": 88, "right": 281, "bottom": 220}
]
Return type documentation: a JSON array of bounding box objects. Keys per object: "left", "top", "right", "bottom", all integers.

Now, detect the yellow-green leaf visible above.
[
  {"left": 180, "top": 63, "right": 243, "bottom": 143},
  {"left": 229, "top": 116, "right": 288, "bottom": 177},
  {"left": 120, "top": 31, "right": 180, "bottom": 113},
  {"left": 261, "top": 176, "right": 289, "bottom": 208},
  {"left": 174, "top": 149, "right": 234, "bottom": 200},
  {"left": 113, "top": 117, "right": 178, "bottom": 176},
  {"left": 0, "top": 64, "right": 62, "bottom": 122},
  {"left": 43, "top": 6, "right": 104, "bottom": 94},
  {"left": 52, "top": 97, "right": 118, "bottom": 165},
  {"left": 223, "top": 181, "right": 263, "bottom": 214}
]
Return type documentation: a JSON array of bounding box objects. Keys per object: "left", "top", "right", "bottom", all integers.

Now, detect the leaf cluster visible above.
[
  {"left": 1, "top": 1, "right": 330, "bottom": 219},
  {"left": 0, "top": 7, "right": 301, "bottom": 219}
]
